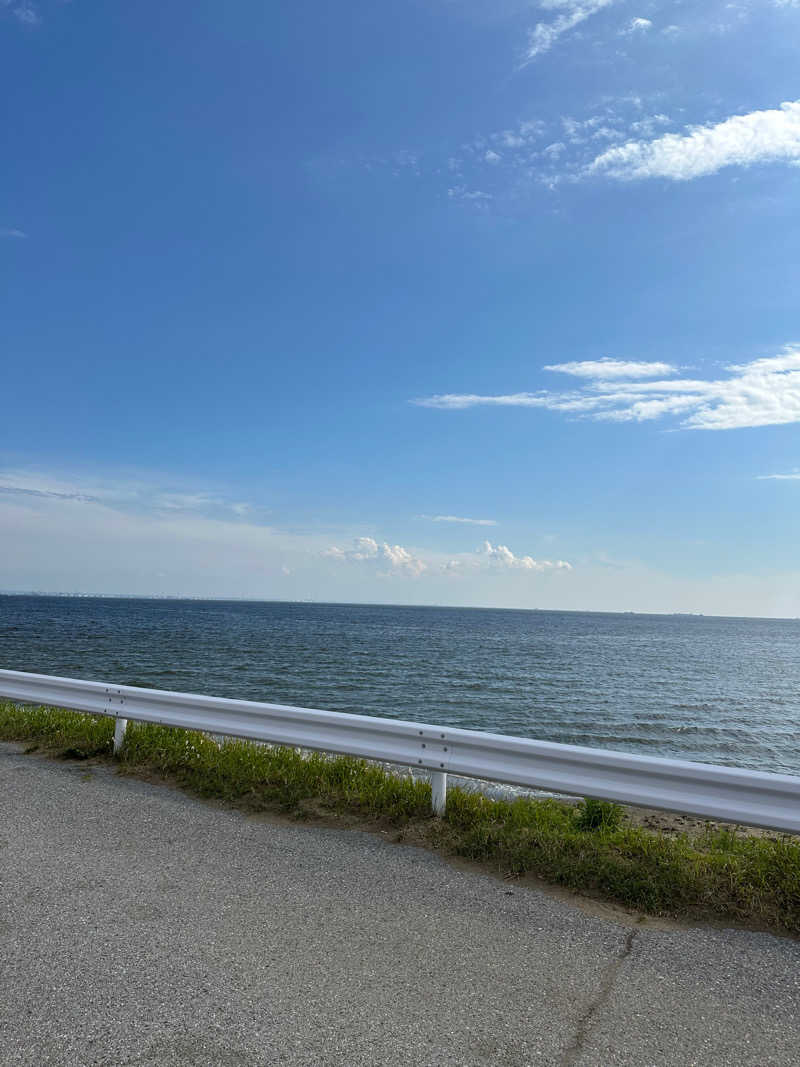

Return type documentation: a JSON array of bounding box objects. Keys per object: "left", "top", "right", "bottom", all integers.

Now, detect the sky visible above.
[{"left": 2, "top": 0, "right": 800, "bottom": 616}]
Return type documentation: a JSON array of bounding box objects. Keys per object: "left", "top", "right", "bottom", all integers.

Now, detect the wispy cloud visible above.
[
  {"left": 447, "top": 185, "right": 492, "bottom": 202},
  {"left": 413, "top": 345, "right": 800, "bottom": 431},
  {"left": 0, "top": 484, "right": 96, "bottom": 504},
  {"left": 361, "top": 97, "right": 679, "bottom": 203},
  {"left": 757, "top": 471, "right": 800, "bottom": 480},
  {"left": 0, "top": 472, "right": 109, "bottom": 505},
  {"left": 589, "top": 99, "right": 800, "bottom": 181},
  {"left": 0, "top": 227, "right": 27, "bottom": 239},
  {"left": 1, "top": 0, "right": 40, "bottom": 26},
  {"left": 410, "top": 100, "right": 675, "bottom": 201},
  {"left": 0, "top": 471, "right": 262, "bottom": 522},
  {"left": 0, "top": 473, "right": 330, "bottom": 598},
  {"left": 414, "top": 391, "right": 595, "bottom": 413},
  {"left": 421, "top": 514, "right": 498, "bottom": 526},
  {"left": 544, "top": 358, "right": 676, "bottom": 379},
  {"left": 524, "top": 0, "right": 615, "bottom": 61}
]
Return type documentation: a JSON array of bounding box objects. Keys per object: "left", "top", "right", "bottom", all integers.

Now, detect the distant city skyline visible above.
[{"left": 3, "top": 1, "right": 800, "bottom": 617}]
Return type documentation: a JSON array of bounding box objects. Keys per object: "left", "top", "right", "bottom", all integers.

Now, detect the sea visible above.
[{"left": 1, "top": 595, "right": 798, "bottom": 775}]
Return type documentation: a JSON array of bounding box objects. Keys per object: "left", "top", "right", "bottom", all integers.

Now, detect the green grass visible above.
[{"left": 2, "top": 701, "right": 799, "bottom": 935}]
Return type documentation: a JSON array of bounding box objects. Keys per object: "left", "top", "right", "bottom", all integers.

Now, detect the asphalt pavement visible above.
[{"left": 2, "top": 741, "right": 799, "bottom": 1067}]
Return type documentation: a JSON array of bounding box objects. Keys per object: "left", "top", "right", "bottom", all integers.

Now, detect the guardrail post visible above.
[
  {"left": 113, "top": 718, "right": 128, "bottom": 754},
  {"left": 430, "top": 771, "right": 447, "bottom": 816}
]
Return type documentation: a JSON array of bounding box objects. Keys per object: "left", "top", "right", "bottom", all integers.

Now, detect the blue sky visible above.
[{"left": 2, "top": 0, "right": 800, "bottom": 615}]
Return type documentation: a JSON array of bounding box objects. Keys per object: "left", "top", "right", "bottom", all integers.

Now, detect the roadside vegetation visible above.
[{"left": 2, "top": 701, "right": 799, "bottom": 935}]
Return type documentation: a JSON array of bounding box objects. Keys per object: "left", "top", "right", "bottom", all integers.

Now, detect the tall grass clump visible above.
[
  {"left": 0, "top": 702, "right": 114, "bottom": 757},
  {"left": 574, "top": 797, "right": 624, "bottom": 832},
  {"left": 2, "top": 701, "right": 799, "bottom": 934}
]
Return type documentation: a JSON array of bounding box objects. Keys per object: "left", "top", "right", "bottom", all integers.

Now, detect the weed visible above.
[{"left": 574, "top": 798, "right": 624, "bottom": 832}]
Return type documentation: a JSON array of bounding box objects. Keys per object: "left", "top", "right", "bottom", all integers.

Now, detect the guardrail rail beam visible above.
[{"left": 1, "top": 669, "right": 799, "bottom": 830}]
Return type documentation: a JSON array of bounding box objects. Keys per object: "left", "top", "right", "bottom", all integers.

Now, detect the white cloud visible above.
[
  {"left": 423, "top": 515, "right": 498, "bottom": 526},
  {"left": 524, "top": 0, "right": 615, "bottom": 61},
  {"left": 447, "top": 185, "right": 492, "bottom": 202},
  {"left": 324, "top": 537, "right": 426, "bottom": 576},
  {"left": 324, "top": 536, "right": 572, "bottom": 579},
  {"left": 415, "top": 392, "right": 548, "bottom": 411},
  {"left": 414, "top": 391, "right": 597, "bottom": 412},
  {"left": 413, "top": 345, "right": 800, "bottom": 431},
  {"left": 484, "top": 150, "right": 501, "bottom": 164},
  {"left": 757, "top": 472, "right": 800, "bottom": 480},
  {"left": 323, "top": 536, "right": 380, "bottom": 562},
  {"left": 479, "top": 541, "right": 572, "bottom": 571},
  {"left": 0, "top": 227, "right": 27, "bottom": 238},
  {"left": 544, "top": 358, "right": 676, "bottom": 379},
  {"left": 589, "top": 99, "right": 800, "bottom": 181},
  {"left": 381, "top": 543, "right": 427, "bottom": 576},
  {"left": 621, "top": 16, "right": 652, "bottom": 34}
]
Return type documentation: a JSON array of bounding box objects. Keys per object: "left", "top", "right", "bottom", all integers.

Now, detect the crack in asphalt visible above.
[{"left": 559, "top": 928, "right": 638, "bottom": 1066}]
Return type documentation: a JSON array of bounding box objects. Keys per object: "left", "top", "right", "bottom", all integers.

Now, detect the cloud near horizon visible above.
[
  {"left": 413, "top": 345, "right": 800, "bottom": 431},
  {"left": 1, "top": 470, "right": 570, "bottom": 591},
  {"left": 479, "top": 541, "right": 572, "bottom": 572},
  {"left": 323, "top": 537, "right": 427, "bottom": 577},
  {"left": 325, "top": 537, "right": 571, "bottom": 578}
]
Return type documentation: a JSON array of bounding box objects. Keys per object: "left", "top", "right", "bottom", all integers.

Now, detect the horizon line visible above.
[{"left": 0, "top": 589, "right": 796, "bottom": 623}]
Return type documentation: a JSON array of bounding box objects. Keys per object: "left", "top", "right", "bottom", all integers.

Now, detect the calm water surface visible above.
[{"left": 1, "top": 595, "right": 798, "bottom": 774}]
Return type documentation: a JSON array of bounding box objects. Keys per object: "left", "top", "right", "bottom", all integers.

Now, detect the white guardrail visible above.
[{"left": 1, "top": 668, "right": 800, "bottom": 831}]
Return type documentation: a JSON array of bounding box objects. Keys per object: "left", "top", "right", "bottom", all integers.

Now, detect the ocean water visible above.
[{"left": 1, "top": 595, "right": 798, "bottom": 775}]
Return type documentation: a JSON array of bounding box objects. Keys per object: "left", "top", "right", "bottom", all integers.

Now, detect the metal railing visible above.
[{"left": 1, "top": 668, "right": 799, "bottom": 831}]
